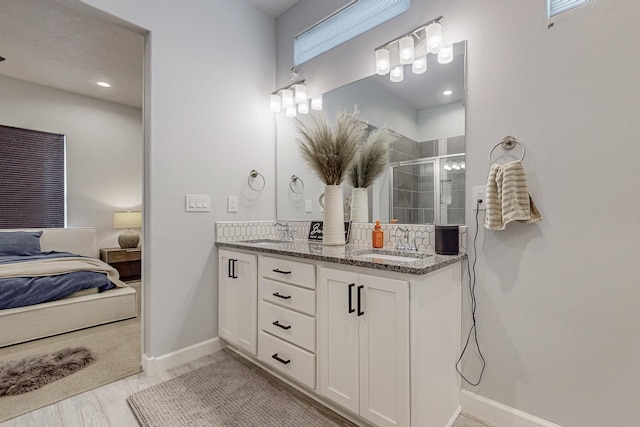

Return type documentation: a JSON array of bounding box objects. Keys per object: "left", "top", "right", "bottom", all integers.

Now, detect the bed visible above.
[{"left": 0, "top": 227, "right": 138, "bottom": 347}]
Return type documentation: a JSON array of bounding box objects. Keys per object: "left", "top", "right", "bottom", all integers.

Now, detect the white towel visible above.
[{"left": 484, "top": 160, "right": 542, "bottom": 230}]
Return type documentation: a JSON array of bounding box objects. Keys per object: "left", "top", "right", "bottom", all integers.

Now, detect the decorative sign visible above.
[{"left": 308, "top": 221, "right": 351, "bottom": 243}]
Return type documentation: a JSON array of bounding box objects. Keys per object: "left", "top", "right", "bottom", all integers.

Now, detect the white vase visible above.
[
  {"left": 323, "top": 184, "right": 345, "bottom": 246},
  {"left": 350, "top": 187, "right": 369, "bottom": 222}
]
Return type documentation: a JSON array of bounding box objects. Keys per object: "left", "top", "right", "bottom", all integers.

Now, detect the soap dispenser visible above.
[{"left": 372, "top": 220, "right": 384, "bottom": 248}]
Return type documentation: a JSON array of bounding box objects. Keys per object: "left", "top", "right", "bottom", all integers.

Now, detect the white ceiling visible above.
[
  {"left": 0, "top": 0, "right": 299, "bottom": 109},
  {"left": 0, "top": 0, "right": 144, "bottom": 108}
]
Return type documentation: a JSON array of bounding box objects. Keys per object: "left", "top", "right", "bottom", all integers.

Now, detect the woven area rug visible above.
[
  {"left": 128, "top": 350, "right": 352, "bottom": 427},
  {"left": 0, "top": 315, "right": 141, "bottom": 423}
]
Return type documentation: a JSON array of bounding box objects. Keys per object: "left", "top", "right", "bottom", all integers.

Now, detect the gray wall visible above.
[
  {"left": 82, "top": 0, "right": 277, "bottom": 359},
  {"left": 277, "top": 1, "right": 640, "bottom": 426},
  {"left": 0, "top": 75, "right": 142, "bottom": 249}
]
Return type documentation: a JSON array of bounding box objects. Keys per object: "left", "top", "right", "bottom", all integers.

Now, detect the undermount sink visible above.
[
  {"left": 240, "top": 239, "right": 292, "bottom": 245},
  {"left": 351, "top": 249, "right": 432, "bottom": 263}
]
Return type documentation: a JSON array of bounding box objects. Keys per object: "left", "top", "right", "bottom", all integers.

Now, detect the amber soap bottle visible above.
[{"left": 372, "top": 220, "right": 384, "bottom": 248}]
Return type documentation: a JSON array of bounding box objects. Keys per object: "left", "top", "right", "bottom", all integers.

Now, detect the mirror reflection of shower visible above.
[{"left": 390, "top": 136, "right": 465, "bottom": 225}]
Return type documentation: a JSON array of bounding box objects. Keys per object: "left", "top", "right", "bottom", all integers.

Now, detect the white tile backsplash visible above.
[{"left": 216, "top": 221, "right": 467, "bottom": 253}]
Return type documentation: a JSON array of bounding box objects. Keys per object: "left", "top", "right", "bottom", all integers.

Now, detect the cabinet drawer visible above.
[
  {"left": 258, "top": 331, "right": 315, "bottom": 389},
  {"left": 259, "top": 256, "right": 315, "bottom": 289},
  {"left": 259, "top": 301, "right": 315, "bottom": 352},
  {"left": 259, "top": 278, "right": 316, "bottom": 316},
  {"left": 102, "top": 249, "right": 141, "bottom": 263}
]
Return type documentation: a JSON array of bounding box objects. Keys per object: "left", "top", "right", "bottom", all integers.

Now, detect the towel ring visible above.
[
  {"left": 488, "top": 136, "right": 526, "bottom": 165},
  {"left": 290, "top": 175, "right": 304, "bottom": 194},
  {"left": 248, "top": 170, "right": 265, "bottom": 191}
]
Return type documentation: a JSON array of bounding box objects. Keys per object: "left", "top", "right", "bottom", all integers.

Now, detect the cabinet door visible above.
[
  {"left": 218, "top": 250, "right": 257, "bottom": 355},
  {"left": 358, "top": 274, "right": 410, "bottom": 427},
  {"left": 318, "top": 267, "right": 360, "bottom": 413}
]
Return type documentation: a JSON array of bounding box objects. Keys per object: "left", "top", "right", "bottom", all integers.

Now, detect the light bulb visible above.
[
  {"left": 298, "top": 101, "right": 309, "bottom": 114},
  {"left": 390, "top": 65, "right": 404, "bottom": 83},
  {"left": 269, "top": 94, "right": 281, "bottom": 112},
  {"left": 311, "top": 96, "right": 323, "bottom": 110},
  {"left": 294, "top": 84, "right": 307, "bottom": 104},
  {"left": 285, "top": 106, "right": 297, "bottom": 117},
  {"left": 399, "top": 35, "right": 414, "bottom": 64},
  {"left": 443, "top": 90, "right": 453, "bottom": 96},
  {"left": 425, "top": 22, "right": 443, "bottom": 54},
  {"left": 438, "top": 45, "right": 453, "bottom": 64},
  {"left": 412, "top": 56, "right": 427, "bottom": 74},
  {"left": 375, "top": 48, "right": 390, "bottom": 75},
  {"left": 281, "top": 89, "right": 294, "bottom": 108}
]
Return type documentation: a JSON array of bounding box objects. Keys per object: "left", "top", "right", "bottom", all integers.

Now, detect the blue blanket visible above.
[{"left": 0, "top": 252, "right": 116, "bottom": 310}]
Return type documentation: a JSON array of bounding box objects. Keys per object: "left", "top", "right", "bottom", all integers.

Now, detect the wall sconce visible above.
[
  {"left": 113, "top": 210, "right": 142, "bottom": 249},
  {"left": 269, "top": 79, "right": 322, "bottom": 116},
  {"left": 374, "top": 15, "right": 452, "bottom": 82}
]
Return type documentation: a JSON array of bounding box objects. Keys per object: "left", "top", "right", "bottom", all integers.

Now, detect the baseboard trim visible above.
[
  {"left": 461, "top": 390, "right": 563, "bottom": 427},
  {"left": 142, "top": 337, "right": 222, "bottom": 376},
  {"left": 446, "top": 406, "right": 463, "bottom": 427}
]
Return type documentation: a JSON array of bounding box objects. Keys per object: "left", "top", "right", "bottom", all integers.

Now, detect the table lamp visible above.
[{"left": 113, "top": 211, "right": 142, "bottom": 249}]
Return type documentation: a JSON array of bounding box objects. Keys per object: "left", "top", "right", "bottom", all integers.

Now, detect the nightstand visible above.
[{"left": 99, "top": 247, "right": 141, "bottom": 282}]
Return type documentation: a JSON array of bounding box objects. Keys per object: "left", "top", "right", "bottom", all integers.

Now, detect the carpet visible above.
[
  {"left": 0, "top": 315, "right": 141, "bottom": 423},
  {"left": 0, "top": 346, "right": 94, "bottom": 396},
  {"left": 128, "top": 350, "right": 353, "bottom": 427}
]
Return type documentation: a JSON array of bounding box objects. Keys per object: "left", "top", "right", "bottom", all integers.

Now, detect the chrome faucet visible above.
[
  {"left": 275, "top": 222, "right": 295, "bottom": 242},
  {"left": 393, "top": 226, "right": 417, "bottom": 251}
]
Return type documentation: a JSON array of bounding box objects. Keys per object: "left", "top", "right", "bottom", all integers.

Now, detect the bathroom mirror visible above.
[{"left": 276, "top": 41, "right": 466, "bottom": 224}]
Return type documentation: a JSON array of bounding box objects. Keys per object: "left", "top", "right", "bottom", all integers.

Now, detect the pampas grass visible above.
[
  {"left": 349, "top": 128, "right": 397, "bottom": 188},
  {"left": 297, "top": 110, "right": 366, "bottom": 185}
]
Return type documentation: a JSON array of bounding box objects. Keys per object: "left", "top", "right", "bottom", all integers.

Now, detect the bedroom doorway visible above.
[{"left": 0, "top": 0, "right": 146, "bottom": 419}]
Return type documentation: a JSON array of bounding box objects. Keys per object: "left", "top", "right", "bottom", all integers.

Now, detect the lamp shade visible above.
[
  {"left": 399, "top": 35, "right": 415, "bottom": 64},
  {"left": 390, "top": 64, "right": 404, "bottom": 82},
  {"left": 294, "top": 84, "right": 307, "bottom": 104},
  {"left": 425, "top": 22, "right": 443, "bottom": 54},
  {"left": 375, "top": 48, "right": 390, "bottom": 75},
  {"left": 437, "top": 45, "right": 453, "bottom": 64},
  {"left": 113, "top": 211, "right": 142, "bottom": 229},
  {"left": 269, "top": 94, "right": 281, "bottom": 112}
]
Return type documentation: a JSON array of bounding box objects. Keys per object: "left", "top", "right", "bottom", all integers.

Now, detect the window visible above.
[
  {"left": 548, "top": 0, "right": 592, "bottom": 17},
  {"left": 0, "top": 125, "right": 65, "bottom": 228},
  {"left": 294, "top": 0, "right": 410, "bottom": 65}
]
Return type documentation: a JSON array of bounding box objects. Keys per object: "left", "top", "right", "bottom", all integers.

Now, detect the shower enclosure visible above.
[{"left": 389, "top": 143, "right": 465, "bottom": 225}]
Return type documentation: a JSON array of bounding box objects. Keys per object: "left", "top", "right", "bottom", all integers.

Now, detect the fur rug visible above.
[{"left": 0, "top": 347, "right": 94, "bottom": 396}]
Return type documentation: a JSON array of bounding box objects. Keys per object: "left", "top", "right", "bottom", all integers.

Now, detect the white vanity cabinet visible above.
[
  {"left": 318, "top": 263, "right": 462, "bottom": 427},
  {"left": 318, "top": 267, "right": 410, "bottom": 427},
  {"left": 218, "top": 249, "right": 258, "bottom": 355},
  {"left": 256, "top": 255, "right": 317, "bottom": 389}
]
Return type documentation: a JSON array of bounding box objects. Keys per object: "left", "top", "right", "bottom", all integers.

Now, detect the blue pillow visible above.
[{"left": 0, "top": 231, "right": 43, "bottom": 256}]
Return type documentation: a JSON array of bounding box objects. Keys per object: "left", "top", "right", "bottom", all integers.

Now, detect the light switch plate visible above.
[
  {"left": 185, "top": 194, "right": 211, "bottom": 212},
  {"left": 227, "top": 196, "right": 238, "bottom": 213},
  {"left": 305, "top": 200, "right": 312, "bottom": 213}
]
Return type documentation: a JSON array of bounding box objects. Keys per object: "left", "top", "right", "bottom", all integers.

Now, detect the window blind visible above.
[
  {"left": 0, "top": 125, "right": 65, "bottom": 228},
  {"left": 548, "top": 0, "right": 592, "bottom": 17},
  {"left": 294, "top": 0, "right": 410, "bottom": 65}
]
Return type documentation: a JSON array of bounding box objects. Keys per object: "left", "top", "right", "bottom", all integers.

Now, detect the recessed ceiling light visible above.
[
  {"left": 97, "top": 81, "right": 111, "bottom": 88},
  {"left": 443, "top": 90, "right": 453, "bottom": 96}
]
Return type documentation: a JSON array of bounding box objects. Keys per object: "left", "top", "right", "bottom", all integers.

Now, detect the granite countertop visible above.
[{"left": 215, "top": 239, "right": 465, "bottom": 275}]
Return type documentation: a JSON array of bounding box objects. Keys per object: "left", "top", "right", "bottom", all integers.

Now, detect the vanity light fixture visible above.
[
  {"left": 373, "top": 15, "right": 447, "bottom": 83},
  {"left": 269, "top": 79, "right": 319, "bottom": 115}
]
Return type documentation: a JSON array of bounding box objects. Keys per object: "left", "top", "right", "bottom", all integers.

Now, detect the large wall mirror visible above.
[{"left": 276, "top": 41, "right": 466, "bottom": 224}]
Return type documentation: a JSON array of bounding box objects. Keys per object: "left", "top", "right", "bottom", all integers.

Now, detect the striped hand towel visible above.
[{"left": 484, "top": 160, "right": 542, "bottom": 230}]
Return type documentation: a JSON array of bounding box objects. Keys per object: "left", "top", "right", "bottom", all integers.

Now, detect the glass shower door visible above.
[{"left": 390, "top": 155, "right": 465, "bottom": 225}]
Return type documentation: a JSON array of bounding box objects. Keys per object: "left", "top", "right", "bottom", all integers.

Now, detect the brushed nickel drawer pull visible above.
[
  {"left": 272, "top": 353, "right": 290, "bottom": 365},
  {"left": 272, "top": 321, "right": 291, "bottom": 330}
]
